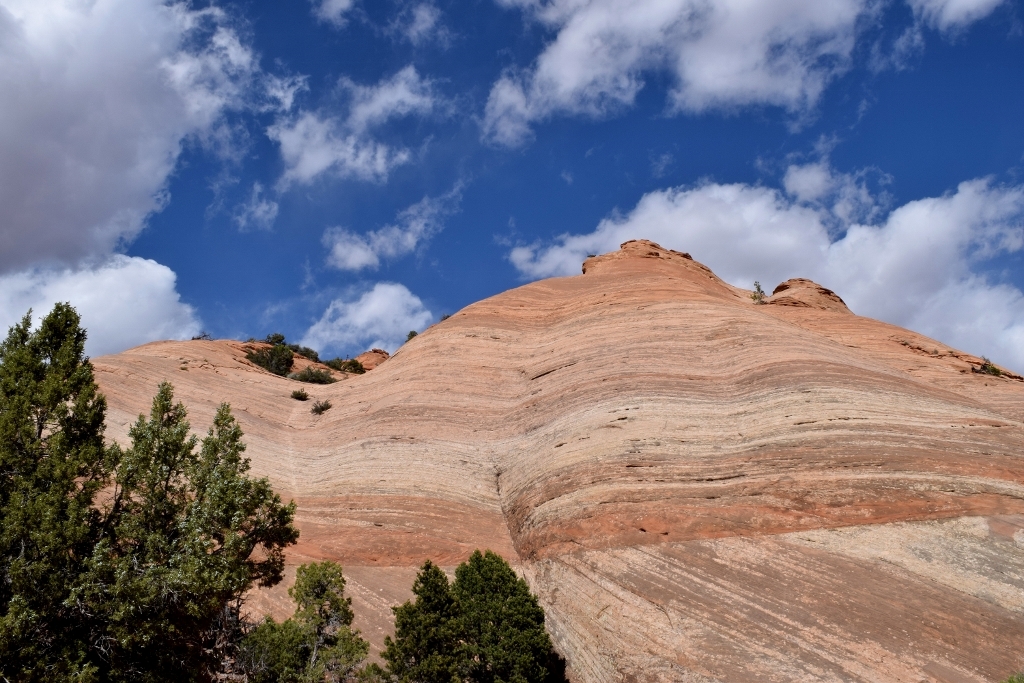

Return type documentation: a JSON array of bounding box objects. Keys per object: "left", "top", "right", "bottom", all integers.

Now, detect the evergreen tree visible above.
[
  {"left": 0, "top": 304, "right": 300, "bottom": 682},
  {"left": 381, "top": 561, "right": 462, "bottom": 683},
  {"left": 240, "top": 561, "right": 369, "bottom": 683},
  {"left": 79, "top": 383, "right": 299, "bottom": 682},
  {"left": 454, "top": 551, "right": 556, "bottom": 683},
  {"left": 0, "top": 305, "right": 109, "bottom": 682},
  {"left": 380, "top": 554, "right": 566, "bottom": 683}
]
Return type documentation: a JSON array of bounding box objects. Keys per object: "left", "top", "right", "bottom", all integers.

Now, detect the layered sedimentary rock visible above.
[{"left": 94, "top": 240, "right": 1024, "bottom": 682}]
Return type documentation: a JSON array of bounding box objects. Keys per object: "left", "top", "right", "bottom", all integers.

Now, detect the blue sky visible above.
[{"left": 1, "top": 0, "right": 1022, "bottom": 371}]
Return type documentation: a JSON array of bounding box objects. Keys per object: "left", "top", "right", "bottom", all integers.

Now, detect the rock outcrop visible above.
[{"left": 93, "top": 240, "right": 1024, "bottom": 683}]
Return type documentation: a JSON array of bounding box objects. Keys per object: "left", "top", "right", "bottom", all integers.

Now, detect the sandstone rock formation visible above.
[
  {"left": 93, "top": 240, "right": 1024, "bottom": 682},
  {"left": 355, "top": 348, "right": 389, "bottom": 370}
]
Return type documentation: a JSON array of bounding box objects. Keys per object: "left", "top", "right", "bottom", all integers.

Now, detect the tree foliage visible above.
[
  {"left": 247, "top": 341, "right": 295, "bottom": 377},
  {"left": 292, "top": 367, "right": 337, "bottom": 384},
  {"left": 0, "top": 305, "right": 299, "bottom": 682},
  {"left": 81, "top": 382, "right": 299, "bottom": 681},
  {"left": 240, "top": 561, "right": 369, "bottom": 683},
  {"left": 382, "top": 561, "right": 463, "bottom": 683},
  {"left": 325, "top": 359, "right": 364, "bottom": 375},
  {"left": 381, "top": 552, "right": 566, "bottom": 683},
  {"left": 0, "top": 305, "right": 111, "bottom": 682}
]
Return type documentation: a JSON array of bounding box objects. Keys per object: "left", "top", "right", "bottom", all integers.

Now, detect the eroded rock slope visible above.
[{"left": 94, "top": 240, "right": 1024, "bottom": 682}]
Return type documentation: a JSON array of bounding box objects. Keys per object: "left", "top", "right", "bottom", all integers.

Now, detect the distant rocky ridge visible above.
[{"left": 94, "top": 240, "right": 1024, "bottom": 683}]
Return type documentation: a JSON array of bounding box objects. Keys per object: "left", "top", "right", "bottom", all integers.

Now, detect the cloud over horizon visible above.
[
  {"left": 0, "top": 0, "right": 295, "bottom": 353},
  {"left": 0, "top": 256, "right": 201, "bottom": 357},
  {"left": 301, "top": 282, "right": 433, "bottom": 354},
  {"left": 510, "top": 169, "right": 1024, "bottom": 372}
]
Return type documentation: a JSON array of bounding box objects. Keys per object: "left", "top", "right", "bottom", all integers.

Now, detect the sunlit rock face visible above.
[{"left": 94, "top": 240, "right": 1024, "bottom": 682}]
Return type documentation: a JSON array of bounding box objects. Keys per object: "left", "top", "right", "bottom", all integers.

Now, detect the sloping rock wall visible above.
[{"left": 93, "top": 240, "right": 1024, "bottom": 682}]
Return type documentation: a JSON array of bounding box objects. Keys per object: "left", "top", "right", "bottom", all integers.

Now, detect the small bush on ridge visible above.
[
  {"left": 325, "top": 358, "right": 365, "bottom": 374},
  {"left": 287, "top": 344, "right": 319, "bottom": 362},
  {"left": 291, "top": 389, "right": 309, "bottom": 401},
  {"left": 751, "top": 281, "right": 766, "bottom": 304},
  {"left": 976, "top": 357, "right": 1002, "bottom": 376},
  {"left": 291, "top": 367, "right": 336, "bottom": 384},
  {"left": 247, "top": 341, "right": 294, "bottom": 376},
  {"left": 311, "top": 400, "right": 332, "bottom": 415}
]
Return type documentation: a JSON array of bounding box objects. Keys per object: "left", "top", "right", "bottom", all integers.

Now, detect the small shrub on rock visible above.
[
  {"left": 976, "top": 357, "right": 1002, "bottom": 376},
  {"left": 247, "top": 342, "right": 294, "bottom": 376},
  {"left": 751, "top": 281, "right": 766, "bottom": 304},
  {"left": 325, "top": 358, "right": 365, "bottom": 374},
  {"left": 311, "top": 400, "right": 332, "bottom": 415},
  {"left": 292, "top": 367, "right": 336, "bottom": 384},
  {"left": 291, "top": 389, "right": 309, "bottom": 401},
  {"left": 288, "top": 344, "right": 319, "bottom": 362}
]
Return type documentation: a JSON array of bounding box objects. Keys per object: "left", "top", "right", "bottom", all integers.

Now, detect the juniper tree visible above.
[
  {"left": 240, "top": 561, "right": 368, "bottom": 683},
  {"left": 0, "top": 305, "right": 299, "bottom": 682},
  {"left": 80, "top": 383, "right": 299, "bottom": 682},
  {"left": 381, "top": 561, "right": 462, "bottom": 683},
  {"left": 381, "top": 553, "right": 566, "bottom": 683},
  {"left": 0, "top": 305, "right": 110, "bottom": 682},
  {"left": 454, "top": 551, "right": 557, "bottom": 683}
]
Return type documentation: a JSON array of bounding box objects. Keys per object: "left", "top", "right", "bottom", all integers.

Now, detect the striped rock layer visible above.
[{"left": 93, "top": 240, "right": 1024, "bottom": 683}]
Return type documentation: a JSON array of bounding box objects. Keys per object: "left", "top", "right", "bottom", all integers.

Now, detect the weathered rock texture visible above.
[{"left": 93, "top": 240, "right": 1024, "bottom": 682}]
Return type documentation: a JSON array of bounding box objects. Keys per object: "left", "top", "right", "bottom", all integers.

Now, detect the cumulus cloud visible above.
[
  {"left": 0, "top": 0, "right": 266, "bottom": 272},
  {"left": 0, "top": 256, "right": 201, "bottom": 357},
  {"left": 343, "top": 65, "right": 440, "bottom": 133},
  {"left": 906, "top": 0, "right": 1007, "bottom": 31},
  {"left": 510, "top": 169, "right": 1024, "bottom": 372},
  {"left": 323, "top": 184, "right": 462, "bottom": 271},
  {"left": 390, "top": 3, "right": 451, "bottom": 46},
  {"left": 484, "top": 0, "right": 1011, "bottom": 146},
  {"left": 233, "top": 182, "right": 279, "bottom": 232},
  {"left": 0, "top": 0, "right": 307, "bottom": 352},
  {"left": 301, "top": 282, "right": 433, "bottom": 354},
  {"left": 484, "top": 0, "right": 873, "bottom": 146},
  {"left": 269, "top": 66, "right": 439, "bottom": 188},
  {"left": 312, "top": 0, "right": 356, "bottom": 27}
]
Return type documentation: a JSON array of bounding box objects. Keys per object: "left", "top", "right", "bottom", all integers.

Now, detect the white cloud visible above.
[
  {"left": 269, "top": 66, "right": 439, "bottom": 188},
  {"left": 301, "top": 282, "right": 433, "bottom": 354},
  {"left": 312, "top": 0, "right": 356, "bottom": 27},
  {"left": 343, "top": 66, "right": 439, "bottom": 133},
  {"left": 0, "top": 256, "right": 201, "bottom": 357},
  {"left": 323, "top": 184, "right": 462, "bottom": 271},
  {"left": 264, "top": 74, "right": 308, "bottom": 112},
  {"left": 484, "top": 0, "right": 874, "bottom": 146},
  {"left": 484, "top": 0, "right": 1010, "bottom": 146},
  {"left": 268, "top": 112, "right": 410, "bottom": 187},
  {"left": 0, "top": 0, "right": 265, "bottom": 272},
  {"left": 906, "top": 0, "right": 1007, "bottom": 31},
  {"left": 233, "top": 182, "right": 279, "bottom": 232},
  {"left": 510, "top": 171, "right": 1024, "bottom": 372},
  {"left": 782, "top": 157, "right": 887, "bottom": 226},
  {"left": 391, "top": 3, "right": 451, "bottom": 46}
]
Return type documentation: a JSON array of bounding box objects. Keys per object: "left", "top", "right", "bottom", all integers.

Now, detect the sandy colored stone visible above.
[
  {"left": 93, "top": 240, "right": 1024, "bottom": 681},
  {"left": 355, "top": 348, "right": 390, "bottom": 370}
]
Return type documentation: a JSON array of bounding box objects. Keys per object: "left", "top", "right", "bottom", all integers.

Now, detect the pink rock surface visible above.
[{"left": 93, "top": 240, "right": 1024, "bottom": 682}]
